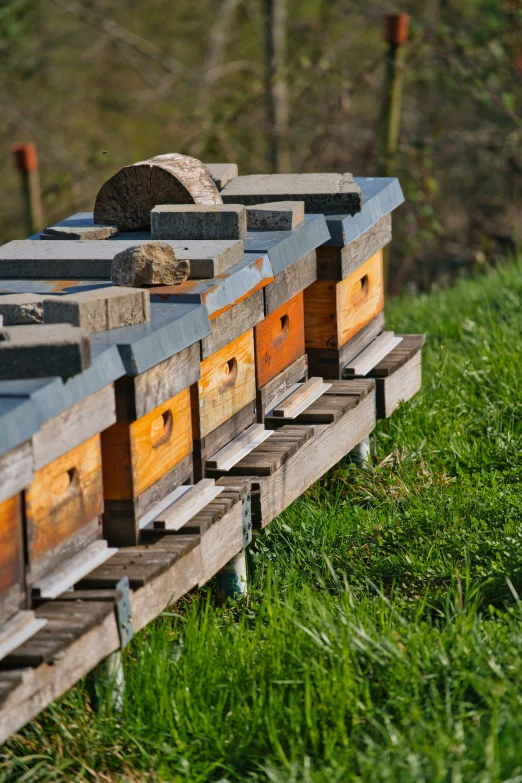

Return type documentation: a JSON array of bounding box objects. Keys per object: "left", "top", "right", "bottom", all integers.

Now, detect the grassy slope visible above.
[{"left": 2, "top": 259, "right": 522, "bottom": 783}]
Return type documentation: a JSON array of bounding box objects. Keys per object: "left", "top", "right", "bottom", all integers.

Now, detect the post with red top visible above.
[
  {"left": 12, "top": 142, "right": 44, "bottom": 236},
  {"left": 381, "top": 13, "right": 409, "bottom": 177}
]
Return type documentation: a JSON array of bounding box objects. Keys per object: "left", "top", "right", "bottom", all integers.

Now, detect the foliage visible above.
[{"left": 0, "top": 0, "right": 520, "bottom": 290}]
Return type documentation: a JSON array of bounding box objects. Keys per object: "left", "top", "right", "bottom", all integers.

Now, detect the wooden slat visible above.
[
  {"left": 272, "top": 377, "right": 328, "bottom": 418},
  {"left": 369, "top": 334, "right": 426, "bottom": 377},
  {"left": 345, "top": 332, "right": 402, "bottom": 376},
  {"left": 151, "top": 480, "right": 224, "bottom": 531},
  {"left": 307, "top": 312, "right": 385, "bottom": 380},
  {"left": 206, "top": 425, "right": 313, "bottom": 478},
  {"left": 206, "top": 424, "right": 273, "bottom": 471},
  {"left": 254, "top": 390, "right": 376, "bottom": 528},
  {"left": 32, "top": 541, "right": 118, "bottom": 599},
  {"left": 0, "top": 613, "right": 48, "bottom": 663}
]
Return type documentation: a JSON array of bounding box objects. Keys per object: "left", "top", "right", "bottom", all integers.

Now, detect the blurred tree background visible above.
[{"left": 0, "top": 0, "right": 520, "bottom": 293}]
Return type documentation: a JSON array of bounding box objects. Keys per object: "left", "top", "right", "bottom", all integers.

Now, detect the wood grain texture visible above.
[
  {"left": 264, "top": 250, "right": 317, "bottom": 314},
  {"left": 308, "top": 313, "right": 385, "bottom": 380},
  {"left": 201, "top": 289, "right": 264, "bottom": 360},
  {"left": 191, "top": 330, "right": 256, "bottom": 439},
  {"left": 375, "top": 349, "right": 422, "bottom": 419},
  {"left": 304, "top": 250, "right": 384, "bottom": 350},
  {"left": 256, "top": 354, "right": 308, "bottom": 422},
  {"left": 102, "top": 388, "right": 192, "bottom": 500},
  {"left": 0, "top": 494, "right": 25, "bottom": 623},
  {"left": 0, "top": 441, "right": 33, "bottom": 505},
  {"left": 316, "top": 214, "right": 392, "bottom": 281},
  {"left": 94, "top": 153, "right": 222, "bottom": 231},
  {"left": 254, "top": 391, "right": 375, "bottom": 528},
  {"left": 25, "top": 435, "right": 104, "bottom": 566},
  {"left": 102, "top": 454, "right": 193, "bottom": 546},
  {"left": 115, "top": 343, "right": 200, "bottom": 420},
  {"left": 254, "top": 292, "right": 305, "bottom": 387},
  {"left": 367, "top": 334, "right": 426, "bottom": 377},
  {"left": 193, "top": 402, "right": 257, "bottom": 481},
  {"left": 32, "top": 385, "right": 116, "bottom": 470}
]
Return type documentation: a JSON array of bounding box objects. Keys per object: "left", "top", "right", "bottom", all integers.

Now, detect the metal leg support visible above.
[
  {"left": 349, "top": 435, "right": 371, "bottom": 468},
  {"left": 216, "top": 550, "right": 248, "bottom": 603}
]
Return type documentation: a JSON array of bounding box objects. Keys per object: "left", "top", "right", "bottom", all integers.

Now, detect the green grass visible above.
[{"left": 2, "top": 258, "right": 522, "bottom": 783}]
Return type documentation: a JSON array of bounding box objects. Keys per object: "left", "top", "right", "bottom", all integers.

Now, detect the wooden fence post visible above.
[{"left": 12, "top": 142, "right": 44, "bottom": 236}]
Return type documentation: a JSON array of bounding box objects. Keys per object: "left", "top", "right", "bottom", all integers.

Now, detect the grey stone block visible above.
[
  {"left": 43, "top": 287, "right": 151, "bottom": 332},
  {"left": 246, "top": 201, "right": 305, "bottom": 231},
  {"left": 150, "top": 204, "right": 247, "bottom": 241},
  {"left": 0, "top": 294, "right": 46, "bottom": 325},
  {"left": 111, "top": 243, "right": 190, "bottom": 287},
  {"left": 221, "top": 173, "right": 363, "bottom": 214},
  {"left": 0, "top": 324, "right": 91, "bottom": 379},
  {"left": 203, "top": 163, "right": 239, "bottom": 191},
  {"left": 4, "top": 237, "right": 244, "bottom": 279},
  {"left": 40, "top": 224, "right": 119, "bottom": 240}
]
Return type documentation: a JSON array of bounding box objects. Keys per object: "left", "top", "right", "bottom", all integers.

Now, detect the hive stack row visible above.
[{"left": 0, "top": 155, "right": 425, "bottom": 742}]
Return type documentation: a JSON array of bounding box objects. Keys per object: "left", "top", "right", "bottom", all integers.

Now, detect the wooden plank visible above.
[
  {"left": 0, "top": 441, "right": 34, "bottom": 504},
  {"left": 32, "top": 384, "right": 116, "bottom": 470},
  {"left": 102, "top": 453, "right": 193, "bottom": 546},
  {"left": 307, "top": 312, "right": 385, "bottom": 380},
  {"left": 206, "top": 423, "right": 273, "bottom": 471},
  {"left": 267, "top": 391, "right": 357, "bottom": 426},
  {"left": 0, "top": 494, "right": 26, "bottom": 624},
  {"left": 115, "top": 342, "right": 201, "bottom": 420},
  {"left": 264, "top": 250, "right": 317, "bottom": 314},
  {"left": 102, "top": 387, "right": 192, "bottom": 499},
  {"left": 368, "top": 334, "right": 426, "bottom": 377},
  {"left": 304, "top": 250, "right": 384, "bottom": 350},
  {"left": 200, "top": 289, "right": 264, "bottom": 360},
  {"left": 344, "top": 332, "right": 402, "bottom": 376},
  {"left": 25, "top": 435, "right": 104, "bottom": 575},
  {"left": 254, "top": 391, "right": 376, "bottom": 527},
  {"left": 375, "top": 349, "right": 422, "bottom": 419},
  {"left": 254, "top": 292, "right": 305, "bottom": 387},
  {"left": 0, "top": 613, "right": 47, "bottom": 663},
  {"left": 151, "top": 480, "right": 224, "bottom": 531},
  {"left": 272, "top": 377, "right": 327, "bottom": 418},
  {"left": 32, "top": 541, "right": 118, "bottom": 599},
  {"left": 256, "top": 354, "right": 308, "bottom": 423},
  {"left": 0, "top": 601, "right": 114, "bottom": 669},
  {"left": 316, "top": 214, "right": 392, "bottom": 281},
  {"left": 206, "top": 426, "right": 313, "bottom": 478},
  {"left": 192, "top": 330, "right": 256, "bottom": 439}
]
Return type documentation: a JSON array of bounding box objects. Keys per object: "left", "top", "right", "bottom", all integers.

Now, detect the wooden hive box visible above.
[
  {"left": 191, "top": 329, "right": 257, "bottom": 479},
  {"left": 0, "top": 413, "right": 34, "bottom": 629},
  {"left": 94, "top": 304, "right": 211, "bottom": 546},
  {"left": 306, "top": 176, "right": 404, "bottom": 377},
  {"left": 20, "top": 367, "right": 120, "bottom": 597},
  {"left": 304, "top": 249, "right": 385, "bottom": 351}
]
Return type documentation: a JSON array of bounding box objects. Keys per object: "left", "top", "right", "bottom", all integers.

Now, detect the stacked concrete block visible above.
[{"left": 151, "top": 204, "right": 247, "bottom": 241}]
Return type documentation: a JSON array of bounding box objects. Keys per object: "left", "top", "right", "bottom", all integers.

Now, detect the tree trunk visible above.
[
  {"left": 94, "top": 153, "right": 222, "bottom": 231},
  {"left": 264, "top": 0, "right": 291, "bottom": 173}
]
